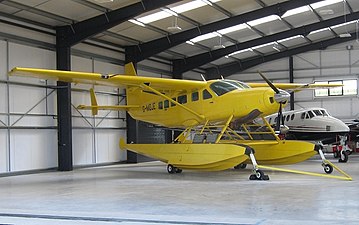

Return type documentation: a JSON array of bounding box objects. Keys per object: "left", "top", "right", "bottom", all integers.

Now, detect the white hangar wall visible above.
[
  {"left": 228, "top": 41, "right": 359, "bottom": 121},
  {"left": 0, "top": 40, "right": 128, "bottom": 173}
]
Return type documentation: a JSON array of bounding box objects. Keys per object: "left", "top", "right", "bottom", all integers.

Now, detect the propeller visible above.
[{"left": 257, "top": 70, "right": 290, "bottom": 133}]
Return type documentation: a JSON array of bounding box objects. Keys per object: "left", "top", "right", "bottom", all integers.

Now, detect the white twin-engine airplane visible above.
[{"left": 265, "top": 107, "right": 351, "bottom": 162}]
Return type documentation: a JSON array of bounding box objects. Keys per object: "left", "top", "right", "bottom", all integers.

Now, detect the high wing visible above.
[
  {"left": 9, "top": 67, "right": 207, "bottom": 92},
  {"left": 247, "top": 82, "right": 342, "bottom": 90}
]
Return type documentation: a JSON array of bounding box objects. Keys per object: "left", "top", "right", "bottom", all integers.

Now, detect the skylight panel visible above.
[
  {"left": 137, "top": 11, "right": 171, "bottom": 24},
  {"left": 171, "top": 0, "right": 221, "bottom": 14},
  {"left": 227, "top": 48, "right": 252, "bottom": 57},
  {"left": 308, "top": 27, "right": 330, "bottom": 35},
  {"left": 277, "top": 35, "right": 304, "bottom": 43},
  {"left": 331, "top": 20, "right": 358, "bottom": 29},
  {"left": 217, "top": 24, "right": 248, "bottom": 35},
  {"left": 311, "top": 0, "right": 343, "bottom": 9},
  {"left": 252, "top": 42, "right": 276, "bottom": 49},
  {"left": 128, "top": 19, "right": 146, "bottom": 27},
  {"left": 282, "top": 6, "right": 310, "bottom": 18},
  {"left": 247, "top": 15, "right": 280, "bottom": 27},
  {"left": 190, "top": 32, "right": 221, "bottom": 43}
]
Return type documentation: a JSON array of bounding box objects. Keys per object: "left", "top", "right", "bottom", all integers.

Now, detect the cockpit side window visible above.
[
  {"left": 301, "top": 113, "right": 305, "bottom": 119},
  {"left": 203, "top": 89, "right": 212, "bottom": 100},
  {"left": 321, "top": 110, "right": 329, "bottom": 116},
  {"left": 313, "top": 110, "right": 322, "bottom": 116},
  {"left": 308, "top": 111, "right": 315, "bottom": 118},
  {"left": 210, "top": 81, "right": 238, "bottom": 96}
]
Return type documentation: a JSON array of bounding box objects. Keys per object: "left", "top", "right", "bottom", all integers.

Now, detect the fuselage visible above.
[
  {"left": 266, "top": 108, "right": 349, "bottom": 143},
  {"left": 128, "top": 79, "right": 285, "bottom": 128}
]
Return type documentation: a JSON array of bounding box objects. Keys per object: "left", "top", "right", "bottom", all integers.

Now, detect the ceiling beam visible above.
[
  {"left": 205, "top": 32, "right": 358, "bottom": 79},
  {"left": 125, "top": 0, "right": 323, "bottom": 62},
  {"left": 172, "top": 11, "right": 359, "bottom": 74},
  {"left": 56, "top": 0, "right": 182, "bottom": 47}
]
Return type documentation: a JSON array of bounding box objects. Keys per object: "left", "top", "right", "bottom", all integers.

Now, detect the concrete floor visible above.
[{"left": 1, "top": 154, "right": 359, "bottom": 225}]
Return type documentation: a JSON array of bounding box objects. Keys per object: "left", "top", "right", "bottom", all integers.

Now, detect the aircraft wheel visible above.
[
  {"left": 167, "top": 164, "right": 176, "bottom": 174},
  {"left": 323, "top": 164, "right": 333, "bottom": 174},
  {"left": 249, "top": 174, "right": 257, "bottom": 180},
  {"left": 175, "top": 168, "right": 182, "bottom": 173},
  {"left": 255, "top": 170, "right": 264, "bottom": 179},
  {"left": 234, "top": 164, "right": 247, "bottom": 169},
  {"left": 338, "top": 151, "right": 348, "bottom": 163}
]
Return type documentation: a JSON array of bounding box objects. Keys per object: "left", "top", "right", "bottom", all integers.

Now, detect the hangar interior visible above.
[{"left": 1, "top": 0, "right": 359, "bottom": 173}]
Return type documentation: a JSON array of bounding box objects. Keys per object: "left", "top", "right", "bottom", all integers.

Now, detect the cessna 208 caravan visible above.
[{"left": 9, "top": 63, "right": 348, "bottom": 180}]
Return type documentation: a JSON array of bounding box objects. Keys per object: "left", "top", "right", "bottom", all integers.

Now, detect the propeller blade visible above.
[{"left": 257, "top": 70, "right": 280, "bottom": 94}]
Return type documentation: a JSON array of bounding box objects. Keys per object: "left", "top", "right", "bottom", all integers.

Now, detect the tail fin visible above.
[
  {"left": 90, "top": 88, "right": 98, "bottom": 115},
  {"left": 125, "top": 62, "right": 137, "bottom": 76}
]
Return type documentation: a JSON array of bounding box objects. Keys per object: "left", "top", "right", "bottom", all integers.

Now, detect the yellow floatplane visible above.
[{"left": 9, "top": 63, "right": 351, "bottom": 180}]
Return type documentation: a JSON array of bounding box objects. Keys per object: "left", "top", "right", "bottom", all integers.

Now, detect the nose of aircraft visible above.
[{"left": 274, "top": 89, "right": 291, "bottom": 103}]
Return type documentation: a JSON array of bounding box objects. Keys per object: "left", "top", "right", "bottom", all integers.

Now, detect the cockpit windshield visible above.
[{"left": 210, "top": 80, "right": 250, "bottom": 96}]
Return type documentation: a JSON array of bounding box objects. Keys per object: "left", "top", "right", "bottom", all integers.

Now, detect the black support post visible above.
[
  {"left": 56, "top": 38, "right": 73, "bottom": 171},
  {"left": 289, "top": 56, "right": 294, "bottom": 110}
]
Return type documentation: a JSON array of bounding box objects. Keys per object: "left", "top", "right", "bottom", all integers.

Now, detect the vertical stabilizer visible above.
[{"left": 125, "top": 62, "right": 137, "bottom": 76}]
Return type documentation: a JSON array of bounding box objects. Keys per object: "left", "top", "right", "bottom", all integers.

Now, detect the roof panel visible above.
[
  {"left": 180, "top": 5, "right": 228, "bottom": 24},
  {"left": 211, "top": 56, "right": 236, "bottom": 66},
  {"left": 14, "top": 10, "right": 66, "bottom": 26},
  {"left": 118, "top": 25, "right": 164, "bottom": 43},
  {"left": 231, "top": 50, "right": 258, "bottom": 60},
  {"left": 0, "top": 3, "right": 21, "bottom": 14},
  {"left": 10, "top": 0, "right": 49, "bottom": 7},
  {"left": 150, "top": 17, "right": 194, "bottom": 34},
  {"left": 225, "top": 28, "right": 262, "bottom": 42},
  {"left": 278, "top": 36, "right": 308, "bottom": 48},
  {"left": 36, "top": 0, "right": 101, "bottom": 22},
  {"left": 86, "top": 0, "right": 140, "bottom": 10},
  {"left": 215, "top": 0, "right": 261, "bottom": 15},
  {"left": 283, "top": 11, "right": 319, "bottom": 27},
  {"left": 252, "top": 19, "right": 289, "bottom": 35},
  {"left": 315, "top": 2, "right": 351, "bottom": 20},
  {"left": 169, "top": 43, "right": 207, "bottom": 57},
  {"left": 94, "top": 34, "right": 133, "bottom": 47}
]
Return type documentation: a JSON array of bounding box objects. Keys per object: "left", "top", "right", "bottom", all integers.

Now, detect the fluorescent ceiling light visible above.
[
  {"left": 190, "top": 32, "right": 221, "bottom": 43},
  {"left": 282, "top": 6, "right": 310, "bottom": 18},
  {"left": 308, "top": 27, "right": 330, "bottom": 35},
  {"left": 311, "top": 0, "right": 343, "bottom": 9},
  {"left": 128, "top": 19, "right": 145, "bottom": 27},
  {"left": 186, "top": 41, "right": 195, "bottom": 45},
  {"left": 331, "top": 20, "right": 358, "bottom": 29},
  {"left": 217, "top": 23, "right": 248, "bottom": 35},
  {"left": 136, "top": 11, "right": 170, "bottom": 24},
  {"left": 247, "top": 15, "right": 280, "bottom": 26},
  {"left": 278, "top": 35, "right": 304, "bottom": 43}
]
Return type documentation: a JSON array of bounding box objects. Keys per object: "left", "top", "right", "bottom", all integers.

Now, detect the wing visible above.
[
  {"left": 247, "top": 82, "right": 342, "bottom": 90},
  {"left": 9, "top": 67, "right": 207, "bottom": 92}
]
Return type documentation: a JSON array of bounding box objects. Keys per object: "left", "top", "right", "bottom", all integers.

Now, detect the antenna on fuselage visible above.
[{"left": 200, "top": 74, "right": 207, "bottom": 82}]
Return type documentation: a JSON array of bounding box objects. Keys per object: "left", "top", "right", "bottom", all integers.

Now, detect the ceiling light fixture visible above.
[
  {"left": 94, "top": 0, "right": 113, "bottom": 3},
  {"left": 128, "top": 19, "right": 146, "bottom": 27}
]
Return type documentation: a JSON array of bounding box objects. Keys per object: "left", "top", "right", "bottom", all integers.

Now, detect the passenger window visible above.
[
  {"left": 171, "top": 97, "right": 176, "bottom": 107},
  {"left": 178, "top": 95, "right": 187, "bottom": 104},
  {"left": 203, "top": 89, "right": 212, "bottom": 100},
  {"left": 164, "top": 100, "right": 169, "bottom": 109},
  {"left": 192, "top": 92, "right": 199, "bottom": 101},
  {"left": 301, "top": 113, "right": 305, "bottom": 119},
  {"left": 159, "top": 101, "right": 163, "bottom": 110},
  {"left": 286, "top": 115, "right": 290, "bottom": 122},
  {"left": 268, "top": 118, "right": 272, "bottom": 124},
  {"left": 291, "top": 114, "right": 295, "bottom": 120}
]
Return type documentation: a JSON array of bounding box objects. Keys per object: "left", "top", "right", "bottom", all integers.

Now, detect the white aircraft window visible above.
[
  {"left": 203, "top": 89, "right": 212, "bottom": 100},
  {"left": 301, "top": 113, "right": 305, "bottom": 119},
  {"left": 210, "top": 81, "right": 237, "bottom": 96},
  {"left": 268, "top": 118, "right": 272, "bottom": 124},
  {"left": 291, "top": 114, "right": 295, "bottom": 120},
  {"left": 313, "top": 110, "right": 322, "bottom": 116},
  {"left": 178, "top": 95, "right": 187, "bottom": 104},
  {"left": 320, "top": 110, "right": 329, "bottom": 116},
  {"left": 286, "top": 115, "right": 290, "bottom": 122},
  {"left": 308, "top": 111, "right": 315, "bottom": 118}
]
